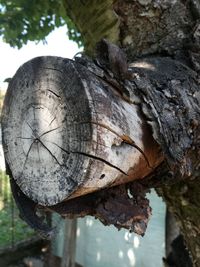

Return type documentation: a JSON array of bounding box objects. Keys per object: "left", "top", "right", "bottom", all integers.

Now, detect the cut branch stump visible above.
[{"left": 2, "top": 56, "right": 162, "bottom": 206}]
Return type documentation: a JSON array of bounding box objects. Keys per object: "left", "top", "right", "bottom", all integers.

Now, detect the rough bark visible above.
[
  {"left": 114, "top": 0, "right": 195, "bottom": 58},
  {"left": 64, "top": 0, "right": 200, "bottom": 59},
  {"left": 158, "top": 179, "right": 200, "bottom": 267},
  {"left": 2, "top": 56, "right": 162, "bottom": 206},
  {"left": 49, "top": 180, "right": 152, "bottom": 235},
  {"left": 2, "top": 0, "right": 200, "bottom": 265},
  {"left": 2, "top": 48, "right": 200, "bottom": 243},
  {"left": 164, "top": 209, "right": 193, "bottom": 267},
  {"left": 1, "top": 54, "right": 163, "bottom": 237},
  {"left": 165, "top": 209, "right": 180, "bottom": 260},
  {"left": 62, "top": 1, "right": 200, "bottom": 265},
  {"left": 127, "top": 56, "right": 200, "bottom": 265}
]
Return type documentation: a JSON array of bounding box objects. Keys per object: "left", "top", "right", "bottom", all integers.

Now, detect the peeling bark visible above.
[
  {"left": 48, "top": 181, "right": 151, "bottom": 236},
  {"left": 1, "top": 53, "right": 164, "bottom": 237},
  {"left": 2, "top": 55, "right": 163, "bottom": 206},
  {"left": 2, "top": 47, "right": 200, "bottom": 245},
  {"left": 2, "top": 0, "right": 200, "bottom": 265},
  {"left": 128, "top": 57, "right": 200, "bottom": 179}
]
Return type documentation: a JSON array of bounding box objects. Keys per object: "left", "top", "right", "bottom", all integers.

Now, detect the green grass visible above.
[{"left": 0, "top": 171, "right": 34, "bottom": 248}]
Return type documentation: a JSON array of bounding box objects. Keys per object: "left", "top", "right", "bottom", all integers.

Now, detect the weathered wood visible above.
[
  {"left": 128, "top": 57, "right": 200, "bottom": 180},
  {"left": 1, "top": 0, "right": 200, "bottom": 265},
  {"left": 2, "top": 56, "right": 162, "bottom": 206},
  {"left": 61, "top": 219, "right": 77, "bottom": 267},
  {"left": 49, "top": 179, "right": 152, "bottom": 236},
  {"left": 64, "top": 0, "right": 198, "bottom": 60},
  {"left": 2, "top": 49, "right": 200, "bottom": 240}
]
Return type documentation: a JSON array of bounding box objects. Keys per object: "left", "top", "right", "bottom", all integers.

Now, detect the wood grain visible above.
[{"left": 2, "top": 56, "right": 163, "bottom": 206}]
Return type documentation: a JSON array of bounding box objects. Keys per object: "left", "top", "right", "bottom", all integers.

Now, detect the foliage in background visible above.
[
  {"left": 0, "top": 170, "right": 34, "bottom": 248},
  {"left": 0, "top": 0, "right": 83, "bottom": 48},
  {"left": 0, "top": 91, "right": 34, "bottom": 248}
]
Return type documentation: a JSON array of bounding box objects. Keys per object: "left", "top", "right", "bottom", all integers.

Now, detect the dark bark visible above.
[
  {"left": 2, "top": 55, "right": 162, "bottom": 206},
  {"left": 157, "top": 179, "right": 200, "bottom": 267},
  {"left": 164, "top": 209, "right": 193, "bottom": 267},
  {"left": 126, "top": 56, "right": 200, "bottom": 265},
  {"left": 165, "top": 209, "right": 180, "bottom": 260},
  {"left": 49, "top": 181, "right": 151, "bottom": 236},
  {"left": 2, "top": 48, "right": 199, "bottom": 246},
  {"left": 164, "top": 235, "right": 193, "bottom": 267},
  {"left": 2, "top": 54, "right": 163, "bottom": 236},
  {"left": 113, "top": 0, "right": 195, "bottom": 58},
  {"left": 63, "top": 1, "right": 200, "bottom": 264},
  {"left": 2, "top": 0, "right": 200, "bottom": 265},
  {"left": 128, "top": 57, "right": 200, "bottom": 180}
]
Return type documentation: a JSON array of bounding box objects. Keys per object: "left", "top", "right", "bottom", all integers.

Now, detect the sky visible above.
[{"left": 0, "top": 26, "right": 81, "bottom": 90}]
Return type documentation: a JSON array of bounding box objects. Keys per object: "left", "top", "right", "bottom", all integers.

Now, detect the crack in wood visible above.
[
  {"left": 34, "top": 106, "right": 44, "bottom": 110},
  {"left": 26, "top": 122, "right": 35, "bottom": 135},
  {"left": 96, "top": 74, "right": 134, "bottom": 104},
  {"left": 39, "top": 126, "right": 61, "bottom": 138},
  {"left": 73, "top": 151, "right": 128, "bottom": 176},
  {"left": 27, "top": 121, "right": 61, "bottom": 140},
  {"left": 48, "top": 116, "right": 56, "bottom": 126},
  {"left": 22, "top": 139, "right": 36, "bottom": 173},
  {"left": 23, "top": 122, "right": 61, "bottom": 167},
  {"left": 36, "top": 138, "right": 62, "bottom": 166},
  {"left": 51, "top": 102, "right": 62, "bottom": 117},
  {"left": 43, "top": 67, "right": 63, "bottom": 74},
  {"left": 17, "top": 136, "right": 32, "bottom": 140},
  {"left": 47, "top": 89, "right": 61, "bottom": 98},
  {"left": 50, "top": 142, "right": 127, "bottom": 175},
  {"left": 22, "top": 124, "right": 62, "bottom": 168},
  {"left": 121, "top": 137, "right": 152, "bottom": 169},
  {"left": 81, "top": 121, "right": 152, "bottom": 168},
  {"left": 33, "top": 106, "right": 36, "bottom": 120},
  {"left": 36, "top": 142, "right": 41, "bottom": 164}
]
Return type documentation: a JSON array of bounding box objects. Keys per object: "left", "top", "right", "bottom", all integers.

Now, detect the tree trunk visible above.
[
  {"left": 2, "top": 0, "right": 200, "bottom": 265},
  {"left": 1, "top": 55, "right": 163, "bottom": 206},
  {"left": 2, "top": 49, "right": 200, "bottom": 253},
  {"left": 164, "top": 209, "right": 193, "bottom": 267},
  {"left": 61, "top": 0, "right": 200, "bottom": 265}
]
